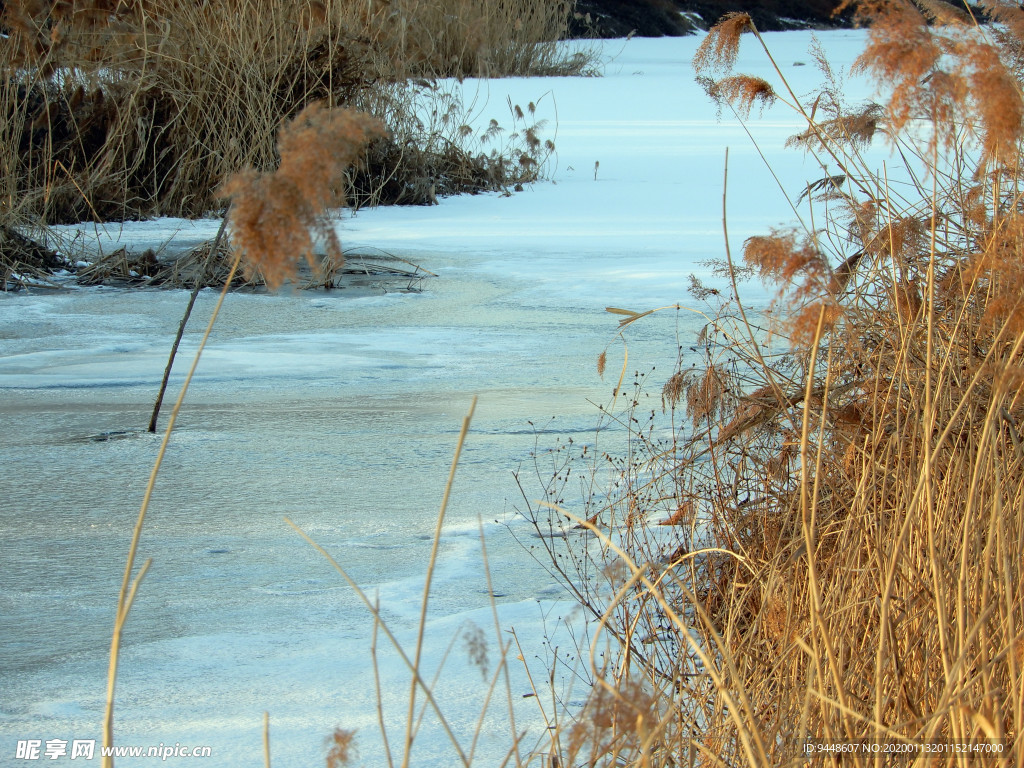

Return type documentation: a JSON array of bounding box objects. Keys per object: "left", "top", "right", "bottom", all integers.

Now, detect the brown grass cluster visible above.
[
  {"left": 851, "top": 0, "right": 1024, "bottom": 163},
  {"left": 520, "top": 4, "right": 1024, "bottom": 765},
  {"left": 700, "top": 74, "right": 778, "bottom": 118},
  {"left": 325, "top": 727, "right": 358, "bottom": 767},
  {"left": 222, "top": 103, "right": 385, "bottom": 288},
  {"left": 0, "top": 0, "right": 584, "bottom": 229},
  {"left": 786, "top": 103, "right": 884, "bottom": 151},
  {"left": 357, "top": 0, "right": 581, "bottom": 79},
  {"left": 693, "top": 12, "right": 755, "bottom": 74}
]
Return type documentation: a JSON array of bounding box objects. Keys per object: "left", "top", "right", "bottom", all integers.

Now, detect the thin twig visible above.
[{"left": 148, "top": 214, "right": 230, "bottom": 433}]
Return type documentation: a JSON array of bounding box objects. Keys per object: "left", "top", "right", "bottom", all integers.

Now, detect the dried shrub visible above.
[{"left": 1, "top": 223, "right": 68, "bottom": 290}]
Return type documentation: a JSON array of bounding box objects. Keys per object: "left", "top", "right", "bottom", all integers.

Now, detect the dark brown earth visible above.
[{"left": 567, "top": 0, "right": 854, "bottom": 37}]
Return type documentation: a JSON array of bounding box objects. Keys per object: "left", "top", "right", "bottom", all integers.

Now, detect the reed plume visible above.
[
  {"left": 692, "top": 12, "right": 754, "bottom": 74},
  {"left": 221, "top": 104, "right": 386, "bottom": 288}
]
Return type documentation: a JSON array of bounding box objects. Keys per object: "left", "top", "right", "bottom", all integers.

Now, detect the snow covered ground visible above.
[{"left": 0, "top": 30, "right": 881, "bottom": 767}]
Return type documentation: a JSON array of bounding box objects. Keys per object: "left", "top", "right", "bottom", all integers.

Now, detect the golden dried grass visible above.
[
  {"left": 1, "top": 0, "right": 586, "bottom": 227},
  {"left": 702, "top": 74, "right": 778, "bottom": 118},
  {"left": 693, "top": 12, "right": 754, "bottom": 74},
  {"left": 524, "top": 5, "right": 1024, "bottom": 765}
]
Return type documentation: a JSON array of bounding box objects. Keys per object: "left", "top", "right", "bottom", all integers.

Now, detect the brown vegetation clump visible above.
[
  {"left": 521, "top": 4, "right": 1024, "bottom": 765},
  {"left": 222, "top": 104, "right": 386, "bottom": 289},
  {"left": 0, "top": 223, "right": 67, "bottom": 290},
  {"left": 851, "top": 0, "right": 1024, "bottom": 161},
  {"left": 2, "top": 0, "right": 373, "bottom": 223},
  {"left": 699, "top": 74, "right": 777, "bottom": 119},
  {"left": 0, "top": 0, "right": 584, "bottom": 229},
  {"left": 325, "top": 727, "right": 358, "bottom": 768},
  {"left": 692, "top": 12, "right": 754, "bottom": 73}
]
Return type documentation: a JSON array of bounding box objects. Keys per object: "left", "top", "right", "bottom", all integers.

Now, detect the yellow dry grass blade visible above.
[{"left": 605, "top": 306, "right": 655, "bottom": 327}]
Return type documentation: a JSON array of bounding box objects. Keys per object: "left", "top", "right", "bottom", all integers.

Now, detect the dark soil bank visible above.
[{"left": 568, "top": 0, "right": 853, "bottom": 37}]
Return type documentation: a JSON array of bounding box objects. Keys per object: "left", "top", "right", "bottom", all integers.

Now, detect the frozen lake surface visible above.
[{"left": 0, "top": 30, "right": 878, "bottom": 766}]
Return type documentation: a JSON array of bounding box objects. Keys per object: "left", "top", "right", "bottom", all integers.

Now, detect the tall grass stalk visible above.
[
  {"left": 102, "top": 242, "right": 242, "bottom": 768},
  {"left": 284, "top": 398, "right": 523, "bottom": 767},
  {"left": 146, "top": 215, "right": 230, "bottom": 432},
  {"left": 404, "top": 396, "right": 477, "bottom": 768},
  {"left": 288, "top": 396, "right": 593, "bottom": 768},
  {"left": 283, "top": 519, "right": 475, "bottom": 767}
]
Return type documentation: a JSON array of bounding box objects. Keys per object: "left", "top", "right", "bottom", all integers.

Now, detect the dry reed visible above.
[
  {"left": 221, "top": 103, "right": 386, "bottom": 288},
  {"left": 0, "top": 0, "right": 585, "bottom": 229},
  {"left": 523, "top": 4, "right": 1024, "bottom": 765},
  {"left": 87, "top": 2, "right": 1024, "bottom": 765}
]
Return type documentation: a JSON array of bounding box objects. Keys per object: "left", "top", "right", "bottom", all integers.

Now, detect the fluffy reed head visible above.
[
  {"left": 700, "top": 75, "right": 777, "bottom": 118},
  {"left": 693, "top": 12, "right": 754, "bottom": 74},
  {"left": 851, "top": 0, "right": 1024, "bottom": 162},
  {"left": 221, "top": 104, "right": 386, "bottom": 289}
]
